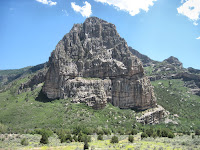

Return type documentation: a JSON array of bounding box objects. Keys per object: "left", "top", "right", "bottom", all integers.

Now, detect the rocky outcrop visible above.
[
  {"left": 136, "top": 105, "right": 168, "bottom": 124},
  {"left": 164, "top": 56, "right": 183, "bottom": 69},
  {"left": 42, "top": 17, "right": 157, "bottom": 110},
  {"left": 18, "top": 68, "right": 48, "bottom": 93},
  {"left": 188, "top": 67, "right": 200, "bottom": 74},
  {"left": 129, "top": 47, "right": 154, "bottom": 66}
]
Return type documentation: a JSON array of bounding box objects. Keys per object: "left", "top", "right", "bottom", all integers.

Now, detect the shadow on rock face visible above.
[{"left": 35, "top": 90, "right": 54, "bottom": 103}]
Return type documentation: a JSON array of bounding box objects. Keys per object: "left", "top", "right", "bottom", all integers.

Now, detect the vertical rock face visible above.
[{"left": 42, "top": 17, "right": 156, "bottom": 110}]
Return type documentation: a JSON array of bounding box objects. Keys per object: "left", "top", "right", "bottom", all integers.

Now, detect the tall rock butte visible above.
[{"left": 42, "top": 17, "right": 157, "bottom": 110}]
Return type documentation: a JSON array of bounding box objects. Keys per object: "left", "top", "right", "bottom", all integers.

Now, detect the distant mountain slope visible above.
[
  {"left": 129, "top": 46, "right": 200, "bottom": 96},
  {"left": 0, "top": 63, "right": 46, "bottom": 89}
]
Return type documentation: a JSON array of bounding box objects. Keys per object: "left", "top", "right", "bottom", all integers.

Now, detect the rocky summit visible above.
[{"left": 42, "top": 17, "right": 157, "bottom": 110}]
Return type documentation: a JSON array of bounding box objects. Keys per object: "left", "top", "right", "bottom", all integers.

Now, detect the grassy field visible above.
[{"left": 0, "top": 133, "right": 199, "bottom": 150}]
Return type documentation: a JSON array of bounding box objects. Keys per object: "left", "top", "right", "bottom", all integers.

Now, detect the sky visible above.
[{"left": 0, "top": 0, "right": 200, "bottom": 70}]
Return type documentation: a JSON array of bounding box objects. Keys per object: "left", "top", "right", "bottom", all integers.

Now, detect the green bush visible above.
[
  {"left": 110, "top": 135, "right": 118, "bottom": 143},
  {"left": 103, "top": 128, "right": 111, "bottom": 135},
  {"left": 152, "top": 132, "right": 157, "bottom": 139},
  {"left": 128, "top": 135, "right": 134, "bottom": 143},
  {"left": 73, "top": 135, "right": 78, "bottom": 142},
  {"left": 21, "top": 138, "right": 29, "bottom": 146},
  {"left": 66, "top": 134, "right": 72, "bottom": 142},
  {"left": 168, "top": 132, "right": 175, "bottom": 138},
  {"left": 40, "top": 134, "right": 49, "bottom": 144},
  {"left": 161, "top": 129, "right": 168, "bottom": 137},
  {"left": 141, "top": 132, "right": 148, "bottom": 139},
  {"left": 146, "top": 128, "right": 154, "bottom": 137},
  {"left": 78, "top": 132, "right": 91, "bottom": 142},
  {"left": 157, "top": 129, "right": 161, "bottom": 137},
  {"left": 130, "top": 129, "right": 138, "bottom": 135},
  {"left": 97, "top": 134, "right": 103, "bottom": 140},
  {"left": 195, "top": 129, "right": 200, "bottom": 136}
]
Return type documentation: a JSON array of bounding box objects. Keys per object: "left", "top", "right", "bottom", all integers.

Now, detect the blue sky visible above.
[{"left": 0, "top": 0, "right": 200, "bottom": 70}]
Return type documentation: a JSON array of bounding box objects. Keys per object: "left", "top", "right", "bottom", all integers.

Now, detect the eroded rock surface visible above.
[
  {"left": 136, "top": 105, "right": 168, "bottom": 124},
  {"left": 43, "top": 17, "right": 156, "bottom": 110}
]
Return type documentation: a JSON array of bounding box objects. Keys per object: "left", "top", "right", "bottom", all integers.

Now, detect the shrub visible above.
[
  {"left": 97, "top": 134, "right": 103, "bottom": 140},
  {"left": 168, "top": 132, "right": 175, "bottom": 138},
  {"left": 66, "top": 134, "right": 72, "bottom": 142},
  {"left": 195, "top": 129, "right": 200, "bottom": 136},
  {"left": 40, "top": 134, "right": 49, "bottom": 144},
  {"left": 146, "top": 128, "right": 154, "bottom": 137},
  {"left": 130, "top": 129, "right": 138, "bottom": 135},
  {"left": 128, "top": 135, "right": 134, "bottom": 143},
  {"left": 152, "top": 132, "right": 157, "bottom": 139},
  {"left": 141, "top": 132, "right": 148, "bottom": 139},
  {"left": 21, "top": 138, "right": 29, "bottom": 146},
  {"left": 103, "top": 128, "right": 111, "bottom": 135},
  {"left": 110, "top": 135, "right": 118, "bottom": 143},
  {"left": 97, "top": 129, "right": 104, "bottom": 135},
  {"left": 161, "top": 129, "right": 168, "bottom": 137},
  {"left": 78, "top": 132, "right": 91, "bottom": 142},
  {"left": 35, "top": 128, "right": 53, "bottom": 137},
  {"left": 157, "top": 129, "right": 161, "bottom": 137},
  {"left": 73, "top": 135, "right": 78, "bottom": 142}
]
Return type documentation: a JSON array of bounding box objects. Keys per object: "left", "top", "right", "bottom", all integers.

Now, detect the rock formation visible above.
[
  {"left": 136, "top": 105, "right": 168, "bottom": 124},
  {"left": 42, "top": 17, "right": 157, "bottom": 110}
]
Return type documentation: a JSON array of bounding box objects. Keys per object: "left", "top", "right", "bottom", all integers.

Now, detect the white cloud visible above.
[
  {"left": 36, "top": 0, "right": 57, "bottom": 6},
  {"left": 193, "top": 22, "right": 198, "bottom": 25},
  {"left": 177, "top": 0, "right": 200, "bottom": 24},
  {"left": 196, "top": 36, "right": 200, "bottom": 39},
  {"left": 94, "top": 0, "right": 157, "bottom": 16},
  {"left": 62, "top": 10, "right": 69, "bottom": 16},
  {"left": 71, "top": 1, "right": 92, "bottom": 17}
]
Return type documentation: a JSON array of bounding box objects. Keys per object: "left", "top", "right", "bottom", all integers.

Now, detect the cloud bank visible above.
[
  {"left": 94, "top": 0, "right": 157, "bottom": 16},
  {"left": 177, "top": 0, "right": 200, "bottom": 25},
  {"left": 36, "top": 0, "right": 57, "bottom": 6},
  {"left": 71, "top": 1, "right": 92, "bottom": 17},
  {"left": 196, "top": 37, "right": 200, "bottom": 39}
]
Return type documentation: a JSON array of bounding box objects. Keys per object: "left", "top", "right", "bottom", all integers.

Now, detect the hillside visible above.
[
  {"left": 0, "top": 48, "right": 200, "bottom": 133},
  {"left": 0, "top": 17, "right": 200, "bottom": 149}
]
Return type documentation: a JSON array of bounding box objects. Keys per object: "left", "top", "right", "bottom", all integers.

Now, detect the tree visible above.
[
  {"left": 97, "top": 134, "right": 103, "bottom": 140},
  {"left": 84, "top": 141, "right": 89, "bottom": 150},
  {"left": 128, "top": 135, "right": 134, "bottom": 143},
  {"left": 110, "top": 135, "right": 118, "bottom": 143},
  {"left": 39, "top": 129, "right": 53, "bottom": 144}
]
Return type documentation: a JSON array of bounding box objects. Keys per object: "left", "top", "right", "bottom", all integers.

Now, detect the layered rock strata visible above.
[
  {"left": 136, "top": 105, "right": 168, "bottom": 124},
  {"left": 42, "top": 17, "right": 157, "bottom": 110}
]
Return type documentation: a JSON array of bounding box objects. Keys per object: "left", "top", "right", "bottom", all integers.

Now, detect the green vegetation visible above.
[
  {"left": 128, "top": 135, "right": 134, "bottom": 143},
  {"left": 152, "top": 79, "right": 200, "bottom": 132},
  {"left": 97, "top": 134, "right": 103, "bottom": 140},
  {"left": 110, "top": 135, "right": 119, "bottom": 143},
  {"left": 0, "top": 76, "right": 136, "bottom": 133},
  {"left": 20, "top": 138, "right": 29, "bottom": 146},
  {"left": 1, "top": 63, "right": 200, "bottom": 149}
]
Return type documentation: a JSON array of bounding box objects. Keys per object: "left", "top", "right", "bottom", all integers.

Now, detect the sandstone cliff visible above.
[{"left": 42, "top": 17, "right": 157, "bottom": 110}]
